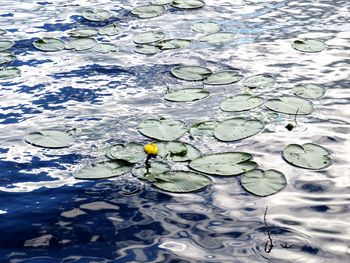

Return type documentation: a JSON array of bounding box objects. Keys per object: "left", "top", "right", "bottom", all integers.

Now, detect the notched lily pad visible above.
[
  {"left": 156, "top": 141, "right": 200, "bottom": 162},
  {"left": 131, "top": 5, "right": 166, "bottom": 18},
  {"left": 164, "top": 88, "right": 209, "bottom": 102},
  {"left": 282, "top": 143, "right": 331, "bottom": 169},
  {"left": 106, "top": 142, "right": 146, "bottom": 163},
  {"left": 65, "top": 38, "right": 97, "bottom": 51},
  {"left": 0, "top": 40, "right": 15, "bottom": 51},
  {"left": 98, "top": 24, "right": 122, "bottom": 36},
  {"left": 243, "top": 74, "right": 275, "bottom": 88},
  {"left": 203, "top": 70, "right": 243, "bottom": 85},
  {"left": 171, "top": 66, "right": 212, "bottom": 81},
  {"left": 292, "top": 84, "right": 325, "bottom": 99},
  {"left": 133, "top": 44, "right": 160, "bottom": 55},
  {"left": 132, "top": 161, "right": 170, "bottom": 182},
  {"left": 82, "top": 9, "right": 111, "bottom": 22},
  {"left": 199, "top": 32, "right": 236, "bottom": 44},
  {"left": 292, "top": 38, "right": 326, "bottom": 53},
  {"left": 0, "top": 67, "right": 20, "bottom": 79},
  {"left": 92, "top": 43, "right": 118, "bottom": 53},
  {"left": 133, "top": 31, "right": 166, "bottom": 44},
  {"left": 0, "top": 52, "right": 15, "bottom": 64},
  {"left": 68, "top": 28, "right": 98, "bottom": 38},
  {"left": 138, "top": 118, "right": 187, "bottom": 141},
  {"left": 265, "top": 96, "right": 313, "bottom": 115},
  {"left": 33, "top": 37, "right": 65, "bottom": 52},
  {"left": 25, "top": 130, "right": 74, "bottom": 149},
  {"left": 189, "top": 121, "right": 217, "bottom": 137},
  {"left": 241, "top": 169, "right": 287, "bottom": 197},
  {"left": 191, "top": 22, "right": 220, "bottom": 33},
  {"left": 156, "top": 39, "right": 191, "bottom": 50},
  {"left": 171, "top": 0, "right": 205, "bottom": 9},
  {"left": 220, "top": 94, "right": 264, "bottom": 112}
]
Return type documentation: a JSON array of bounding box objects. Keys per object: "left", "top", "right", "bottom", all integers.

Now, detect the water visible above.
[{"left": 0, "top": 0, "right": 350, "bottom": 262}]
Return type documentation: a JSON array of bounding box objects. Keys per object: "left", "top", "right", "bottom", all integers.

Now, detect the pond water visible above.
[{"left": 0, "top": 0, "right": 350, "bottom": 262}]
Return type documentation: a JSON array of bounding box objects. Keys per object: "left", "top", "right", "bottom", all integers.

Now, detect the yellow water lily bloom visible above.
[{"left": 144, "top": 143, "right": 158, "bottom": 156}]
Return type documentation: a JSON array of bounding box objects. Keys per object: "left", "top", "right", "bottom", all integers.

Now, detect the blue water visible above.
[{"left": 1, "top": 0, "right": 350, "bottom": 262}]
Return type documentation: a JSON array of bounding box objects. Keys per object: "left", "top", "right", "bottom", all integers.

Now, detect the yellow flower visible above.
[{"left": 144, "top": 143, "right": 158, "bottom": 156}]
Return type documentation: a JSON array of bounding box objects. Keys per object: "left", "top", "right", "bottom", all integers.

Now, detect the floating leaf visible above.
[
  {"left": 106, "top": 142, "right": 146, "bottom": 163},
  {"left": 138, "top": 118, "right": 187, "bottom": 141},
  {"left": 131, "top": 5, "right": 166, "bottom": 18},
  {"left": 151, "top": 0, "right": 172, "bottom": 5},
  {"left": 68, "top": 28, "right": 98, "bottom": 38},
  {"left": 133, "top": 31, "right": 166, "bottom": 44},
  {"left": 292, "top": 38, "right": 326, "bottom": 53},
  {"left": 189, "top": 152, "right": 257, "bottom": 176},
  {"left": 65, "top": 38, "right": 97, "bottom": 51},
  {"left": 0, "top": 40, "right": 14, "bottom": 51},
  {"left": 156, "top": 141, "right": 200, "bottom": 162},
  {"left": 82, "top": 9, "right": 111, "bottom": 22},
  {"left": 282, "top": 143, "right": 331, "bottom": 169},
  {"left": 203, "top": 70, "right": 243, "bottom": 85},
  {"left": 243, "top": 74, "right": 275, "bottom": 88},
  {"left": 171, "top": 66, "right": 212, "bottom": 81},
  {"left": 241, "top": 169, "right": 287, "bottom": 197},
  {"left": 171, "top": 0, "right": 205, "bottom": 9},
  {"left": 75, "top": 160, "right": 132, "bottom": 180},
  {"left": 0, "top": 52, "right": 15, "bottom": 64},
  {"left": 156, "top": 39, "right": 191, "bottom": 50},
  {"left": 213, "top": 118, "right": 264, "bottom": 142},
  {"left": 199, "top": 32, "right": 236, "bottom": 44},
  {"left": 164, "top": 88, "right": 209, "bottom": 102},
  {"left": 172, "top": 143, "right": 200, "bottom": 162},
  {"left": 0, "top": 67, "right": 20, "bottom": 79},
  {"left": 25, "top": 130, "right": 74, "bottom": 149},
  {"left": 33, "top": 37, "right": 65, "bottom": 52},
  {"left": 92, "top": 43, "right": 118, "bottom": 53},
  {"left": 220, "top": 94, "right": 264, "bottom": 112},
  {"left": 292, "top": 84, "right": 325, "bottom": 99},
  {"left": 132, "top": 161, "right": 170, "bottom": 182},
  {"left": 133, "top": 44, "right": 160, "bottom": 55},
  {"left": 153, "top": 171, "right": 212, "bottom": 193},
  {"left": 265, "top": 96, "right": 313, "bottom": 115},
  {"left": 191, "top": 22, "right": 220, "bottom": 33},
  {"left": 98, "top": 24, "right": 122, "bottom": 36},
  {"left": 0, "top": 29, "right": 6, "bottom": 35},
  {"left": 189, "top": 121, "right": 217, "bottom": 137}
]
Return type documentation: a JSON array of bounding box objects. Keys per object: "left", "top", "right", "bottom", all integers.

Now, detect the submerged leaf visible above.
[
  {"left": 171, "top": 66, "right": 212, "bottom": 81},
  {"left": 243, "top": 74, "right": 275, "bottom": 88},
  {"left": 68, "top": 28, "right": 98, "bottom": 38},
  {"left": 199, "top": 32, "right": 236, "bottom": 44},
  {"left": 164, "top": 88, "right": 209, "bottom": 102},
  {"left": 189, "top": 121, "right": 217, "bottom": 137},
  {"left": 292, "top": 84, "right": 325, "bottom": 99},
  {"left": 191, "top": 22, "right": 220, "bottom": 33},
  {"left": 133, "top": 161, "right": 170, "bottom": 182},
  {"left": 25, "top": 130, "right": 74, "bottom": 149}
]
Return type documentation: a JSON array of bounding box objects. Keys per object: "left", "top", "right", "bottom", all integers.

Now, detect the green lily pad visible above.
[
  {"left": 75, "top": 160, "right": 132, "bottom": 180},
  {"left": 164, "top": 88, "right": 209, "bottom": 102},
  {"left": 0, "top": 67, "right": 20, "bottom": 79},
  {"left": 171, "top": 66, "right": 212, "bottom": 81},
  {"left": 156, "top": 39, "right": 191, "bottom": 50},
  {"left": 153, "top": 171, "right": 212, "bottom": 193},
  {"left": 243, "top": 74, "right": 275, "bottom": 88},
  {"left": 98, "top": 24, "right": 122, "bottom": 36},
  {"left": 220, "top": 94, "right": 264, "bottom": 112},
  {"left": 203, "top": 70, "right": 243, "bottom": 85},
  {"left": 92, "top": 43, "right": 118, "bottom": 53},
  {"left": 292, "top": 84, "right": 326, "bottom": 99},
  {"left": 156, "top": 141, "right": 200, "bottom": 162},
  {"left": 138, "top": 118, "right": 187, "bottom": 141},
  {"left": 241, "top": 169, "right": 287, "bottom": 197},
  {"left": 189, "top": 152, "right": 257, "bottom": 176},
  {"left": 171, "top": 0, "right": 205, "bottom": 9},
  {"left": 292, "top": 38, "right": 326, "bottom": 53},
  {"left": 189, "top": 121, "right": 217, "bottom": 137},
  {"left": 68, "top": 28, "right": 98, "bottom": 38},
  {"left": 213, "top": 118, "right": 265, "bottom": 142},
  {"left": 25, "top": 130, "right": 74, "bottom": 149},
  {"left": 133, "top": 44, "right": 160, "bottom": 55},
  {"left": 151, "top": 0, "right": 173, "bottom": 5},
  {"left": 282, "top": 143, "right": 331, "bottom": 170},
  {"left": 133, "top": 31, "right": 166, "bottom": 44},
  {"left": 131, "top": 5, "right": 166, "bottom": 18},
  {"left": 33, "top": 37, "right": 65, "bottom": 52},
  {"left": 0, "top": 40, "right": 14, "bottom": 51},
  {"left": 132, "top": 161, "right": 170, "bottom": 182},
  {"left": 106, "top": 142, "right": 146, "bottom": 163},
  {"left": 0, "top": 52, "right": 15, "bottom": 64},
  {"left": 199, "top": 32, "right": 236, "bottom": 44},
  {"left": 65, "top": 38, "right": 97, "bottom": 51},
  {"left": 191, "top": 22, "right": 220, "bottom": 33},
  {"left": 265, "top": 96, "right": 314, "bottom": 115},
  {"left": 82, "top": 9, "right": 111, "bottom": 22},
  {"left": 0, "top": 29, "right": 6, "bottom": 35}
]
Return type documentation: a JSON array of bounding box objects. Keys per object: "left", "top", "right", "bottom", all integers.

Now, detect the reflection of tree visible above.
[{"left": 264, "top": 206, "right": 273, "bottom": 253}]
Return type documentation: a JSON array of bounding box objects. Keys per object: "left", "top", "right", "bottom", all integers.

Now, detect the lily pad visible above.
[
  {"left": 220, "top": 94, "right": 264, "bottom": 112},
  {"left": 156, "top": 39, "right": 191, "bottom": 50},
  {"left": 241, "top": 169, "right": 287, "bottom": 197},
  {"left": 292, "top": 84, "right": 325, "bottom": 99},
  {"left": 292, "top": 39, "right": 326, "bottom": 53},
  {"left": 25, "top": 130, "right": 74, "bottom": 149},
  {"left": 131, "top": 5, "right": 166, "bottom": 18},
  {"left": 106, "top": 142, "right": 146, "bottom": 163},
  {"left": 171, "top": 66, "right": 212, "bottom": 81},
  {"left": 75, "top": 160, "right": 132, "bottom": 180},
  {"left": 65, "top": 38, "right": 97, "bottom": 51},
  {"left": 133, "top": 31, "right": 166, "bottom": 44},
  {"left": 156, "top": 141, "right": 200, "bottom": 161},
  {"left": 199, "top": 32, "right": 236, "bottom": 44},
  {"left": 151, "top": 0, "right": 173, "bottom": 5},
  {"left": 203, "top": 70, "right": 243, "bottom": 85},
  {"left": 138, "top": 118, "right": 187, "bottom": 141},
  {"left": 134, "top": 44, "right": 160, "bottom": 55},
  {"left": 153, "top": 171, "right": 212, "bottom": 193},
  {"left": 92, "top": 43, "right": 118, "bottom": 53},
  {"left": 213, "top": 118, "right": 264, "bottom": 142},
  {"left": 282, "top": 143, "right": 331, "bottom": 170},
  {"left": 164, "top": 88, "right": 209, "bottom": 102},
  {"left": 98, "top": 24, "right": 122, "bottom": 36},
  {"left": 0, "top": 40, "right": 14, "bottom": 51},
  {"left": 0, "top": 67, "right": 20, "bottom": 79},
  {"left": 189, "top": 152, "right": 257, "bottom": 176},
  {"left": 0, "top": 52, "right": 15, "bottom": 64},
  {"left": 82, "top": 9, "right": 111, "bottom": 22},
  {"left": 189, "top": 121, "right": 217, "bottom": 137},
  {"left": 265, "top": 96, "right": 314, "bottom": 115},
  {"left": 191, "top": 22, "right": 220, "bottom": 33},
  {"left": 33, "top": 37, "right": 65, "bottom": 51},
  {"left": 243, "top": 74, "right": 275, "bottom": 88},
  {"left": 171, "top": 0, "right": 205, "bottom": 9},
  {"left": 68, "top": 28, "right": 98, "bottom": 38},
  {"left": 0, "top": 29, "right": 6, "bottom": 35},
  {"left": 132, "top": 161, "right": 170, "bottom": 182}
]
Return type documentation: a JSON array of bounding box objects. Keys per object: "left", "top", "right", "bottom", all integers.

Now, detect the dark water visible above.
[{"left": 0, "top": 0, "right": 350, "bottom": 262}]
